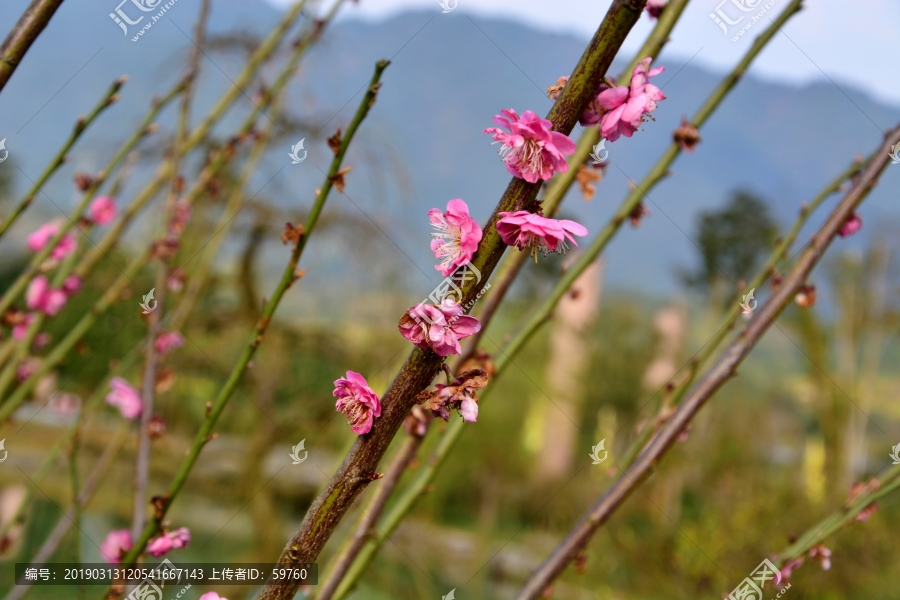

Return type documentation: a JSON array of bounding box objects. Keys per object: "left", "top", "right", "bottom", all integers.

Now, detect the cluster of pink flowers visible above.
[
  {"left": 399, "top": 299, "right": 481, "bottom": 357},
  {"left": 100, "top": 526, "right": 191, "bottom": 563},
  {"left": 483, "top": 109, "right": 576, "bottom": 183},
  {"left": 105, "top": 377, "right": 143, "bottom": 420},
  {"left": 25, "top": 276, "right": 68, "bottom": 316},
  {"left": 429, "top": 199, "right": 482, "bottom": 276},
  {"left": 779, "top": 544, "right": 832, "bottom": 581},
  {"left": 580, "top": 58, "right": 667, "bottom": 141},
  {"left": 334, "top": 371, "right": 382, "bottom": 435},
  {"left": 27, "top": 223, "right": 77, "bottom": 260},
  {"left": 147, "top": 527, "right": 191, "bottom": 557}
]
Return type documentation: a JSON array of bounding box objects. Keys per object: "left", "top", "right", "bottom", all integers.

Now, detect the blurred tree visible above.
[{"left": 683, "top": 190, "right": 779, "bottom": 298}]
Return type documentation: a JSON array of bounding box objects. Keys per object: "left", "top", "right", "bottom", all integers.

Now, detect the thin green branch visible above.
[
  {"left": 109, "top": 59, "right": 390, "bottom": 589},
  {"left": 0, "top": 78, "right": 123, "bottom": 239}
]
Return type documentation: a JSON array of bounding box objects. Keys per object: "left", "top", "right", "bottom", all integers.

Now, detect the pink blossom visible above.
[
  {"left": 88, "top": 196, "right": 117, "bottom": 225},
  {"left": 50, "top": 392, "right": 81, "bottom": 416},
  {"left": 431, "top": 370, "right": 488, "bottom": 423},
  {"left": 582, "top": 58, "right": 666, "bottom": 142},
  {"left": 333, "top": 371, "right": 382, "bottom": 434},
  {"left": 838, "top": 212, "right": 862, "bottom": 237},
  {"left": 398, "top": 299, "right": 481, "bottom": 357},
  {"left": 779, "top": 557, "right": 804, "bottom": 581},
  {"left": 496, "top": 211, "right": 588, "bottom": 258},
  {"left": 199, "top": 594, "right": 228, "bottom": 600},
  {"left": 63, "top": 275, "right": 82, "bottom": 295},
  {"left": 100, "top": 529, "right": 133, "bottom": 563},
  {"left": 483, "top": 109, "right": 576, "bottom": 183},
  {"left": 25, "top": 276, "right": 68, "bottom": 316},
  {"left": 645, "top": 0, "right": 666, "bottom": 18},
  {"left": 26, "top": 223, "right": 59, "bottom": 252},
  {"left": 147, "top": 527, "right": 191, "bottom": 558},
  {"left": 105, "top": 377, "right": 143, "bottom": 420},
  {"left": 155, "top": 331, "right": 185, "bottom": 355},
  {"left": 27, "top": 223, "right": 77, "bottom": 260},
  {"left": 12, "top": 314, "right": 35, "bottom": 340},
  {"left": 808, "top": 545, "right": 832, "bottom": 571},
  {"left": 33, "top": 332, "right": 51, "bottom": 351},
  {"left": 429, "top": 199, "right": 483, "bottom": 276}
]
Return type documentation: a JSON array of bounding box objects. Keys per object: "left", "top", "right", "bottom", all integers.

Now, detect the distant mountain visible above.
[{"left": 1, "top": 1, "right": 898, "bottom": 318}]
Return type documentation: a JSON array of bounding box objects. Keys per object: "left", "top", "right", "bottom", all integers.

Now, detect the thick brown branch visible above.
[{"left": 0, "top": 0, "right": 65, "bottom": 94}]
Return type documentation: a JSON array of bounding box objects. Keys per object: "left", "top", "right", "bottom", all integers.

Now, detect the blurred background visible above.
[{"left": 0, "top": 1, "right": 898, "bottom": 599}]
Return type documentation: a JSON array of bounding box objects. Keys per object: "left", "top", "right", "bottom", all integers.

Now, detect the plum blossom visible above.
[
  {"left": 838, "top": 212, "right": 862, "bottom": 237},
  {"left": 424, "top": 369, "right": 488, "bottom": 423},
  {"left": 483, "top": 109, "right": 576, "bottom": 183},
  {"left": 155, "top": 331, "right": 184, "bottom": 355},
  {"left": 100, "top": 529, "right": 133, "bottom": 563},
  {"left": 580, "top": 58, "right": 666, "bottom": 141},
  {"left": 808, "top": 544, "right": 832, "bottom": 570},
  {"left": 88, "top": 196, "right": 117, "bottom": 225},
  {"left": 147, "top": 527, "right": 191, "bottom": 558},
  {"left": 496, "top": 211, "right": 588, "bottom": 259},
  {"left": 333, "top": 371, "right": 382, "bottom": 434},
  {"left": 26, "top": 276, "right": 68, "bottom": 316},
  {"left": 105, "top": 377, "right": 143, "bottom": 420},
  {"left": 199, "top": 594, "right": 228, "bottom": 600},
  {"left": 27, "top": 223, "right": 78, "bottom": 260},
  {"left": 398, "top": 299, "right": 481, "bottom": 357},
  {"left": 429, "top": 199, "right": 482, "bottom": 276},
  {"left": 779, "top": 557, "right": 804, "bottom": 581},
  {"left": 645, "top": 0, "right": 666, "bottom": 18},
  {"left": 63, "top": 275, "right": 82, "bottom": 295}
]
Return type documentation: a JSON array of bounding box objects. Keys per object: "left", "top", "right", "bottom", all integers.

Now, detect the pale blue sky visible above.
[{"left": 266, "top": 0, "right": 900, "bottom": 106}]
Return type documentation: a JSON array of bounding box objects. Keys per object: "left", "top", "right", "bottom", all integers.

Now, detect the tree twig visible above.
[{"left": 0, "top": 0, "right": 66, "bottom": 94}]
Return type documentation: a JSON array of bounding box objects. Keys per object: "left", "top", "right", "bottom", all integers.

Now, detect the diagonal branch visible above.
[
  {"left": 256, "top": 3, "right": 649, "bottom": 600},
  {"left": 513, "top": 124, "right": 900, "bottom": 600},
  {"left": 0, "top": 0, "right": 65, "bottom": 94}
]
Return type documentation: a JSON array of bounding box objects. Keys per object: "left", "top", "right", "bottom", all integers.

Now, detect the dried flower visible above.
[
  {"left": 673, "top": 117, "right": 702, "bottom": 152},
  {"left": 429, "top": 199, "right": 483, "bottom": 276},
  {"left": 327, "top": 128, "right": 342, "bottom": 155},
  {"left": 333, "top": 371, "right": 382, "bottom": 435},
  {"left": 148, "top": 415, "right": 167, "bottom": 439},
  {"left": 483, "top": 109, "right": 576, "bottom": 183},
  {"left": 421, "top": 369, "right": 489, "bottom": 422},
  {"left": 281, "top": 223, "right": 305, "bottom": 247},
  {"left": 330, "top": 166, "right": 352, "bottom": 193},
  {"left": 496, "top": 211, "right": 588, "bottom": 259},
  {"left": 398, "top": 300, "right": 481, "bottom": 357},
  {"left": 628, "top": 202, "right": 651, "bottom": 227},
  {"left": 576, "top": 164, "right": 603, "bottom": 201},
  {"left": 545, "top": 76, "right": 568, "bottom": 100},
  {"left": 795, "top": 284, "right": 816, "bottom": 308}
]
